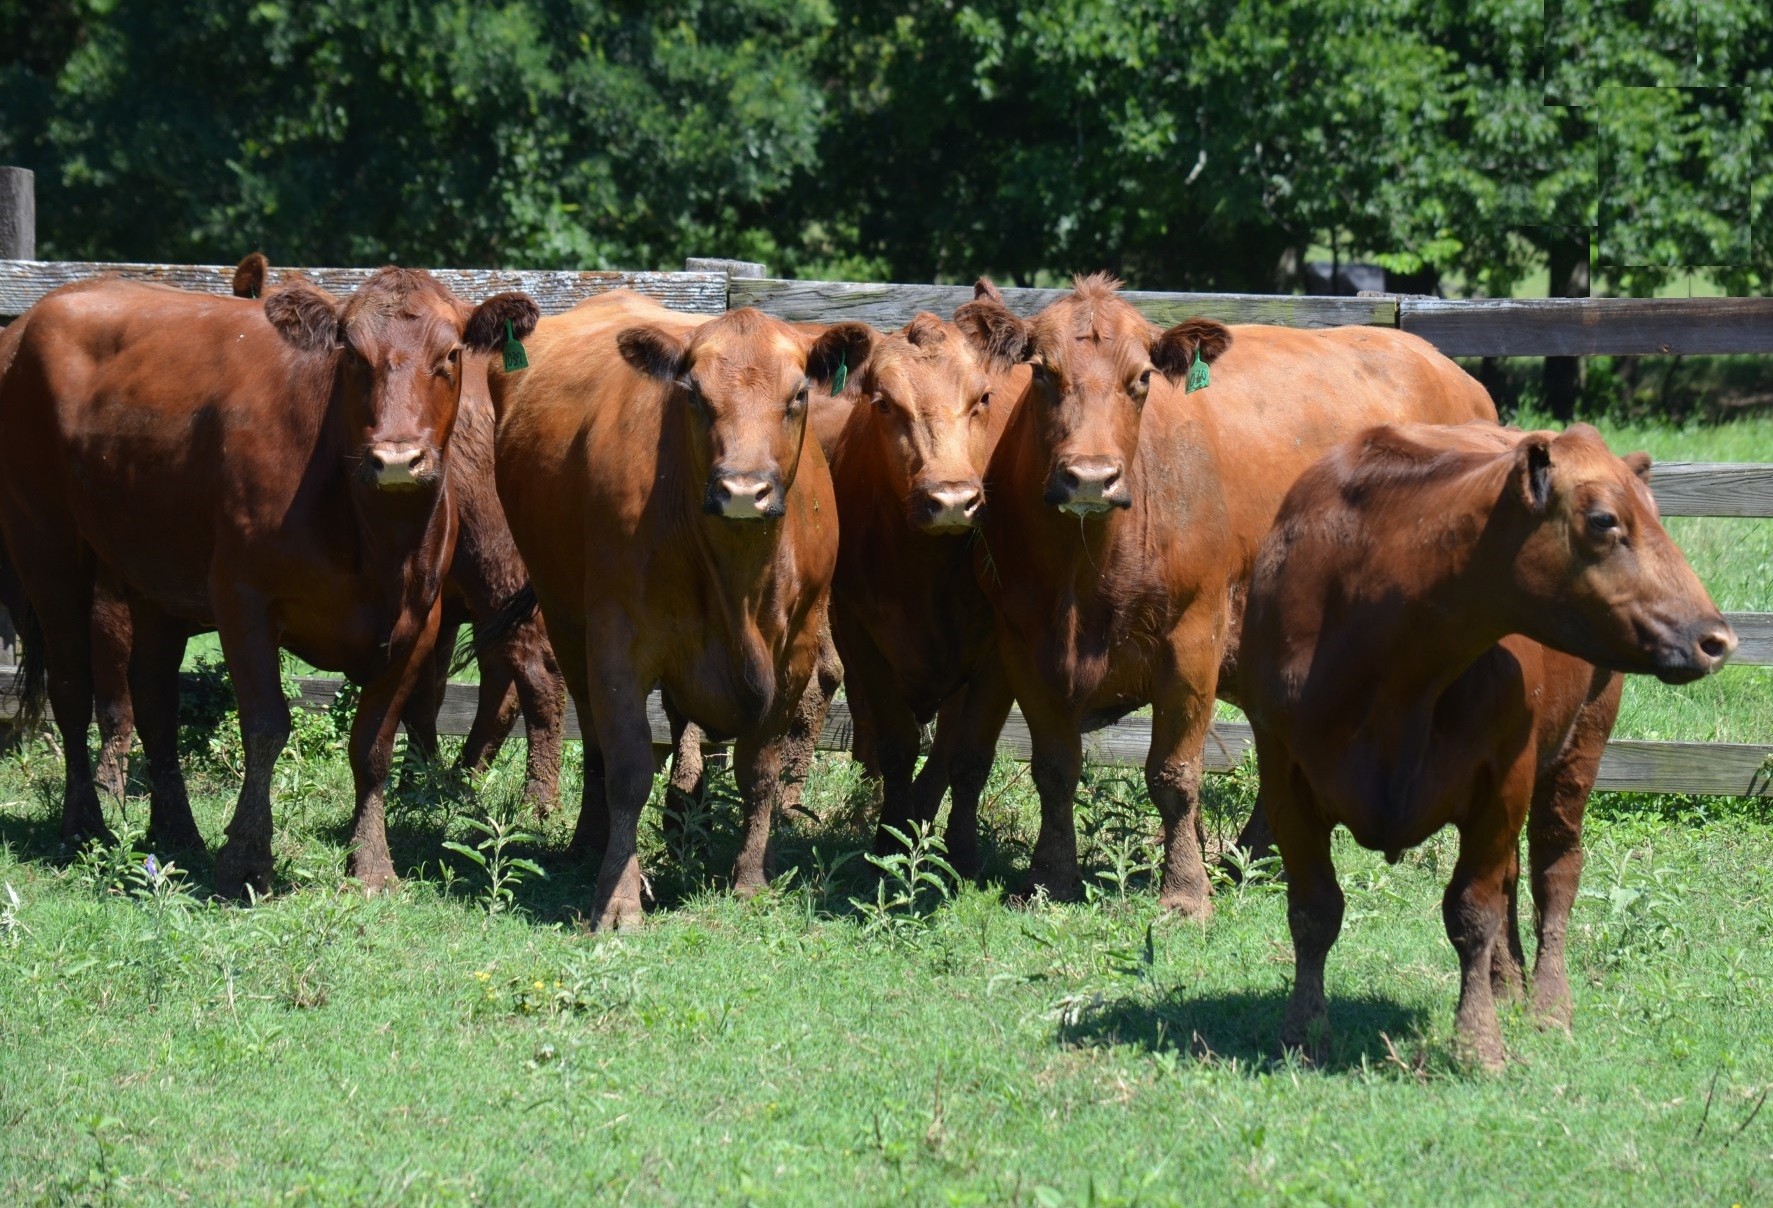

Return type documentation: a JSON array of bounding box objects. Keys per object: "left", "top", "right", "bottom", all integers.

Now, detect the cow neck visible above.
[{"left": 1309, "top": 457, "right": 1527, "bottom": 811}]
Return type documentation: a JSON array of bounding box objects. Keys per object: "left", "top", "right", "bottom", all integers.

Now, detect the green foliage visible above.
[
  {"left": 442, "top": 812, "right": 546, "bottom": 915},
  {"left": 5, "top": 1, "right": 1769, "bottom": 295}
]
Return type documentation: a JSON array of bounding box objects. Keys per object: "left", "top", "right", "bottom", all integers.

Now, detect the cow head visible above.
[
  {"left": 264, "top": 268, "right": 537, "bottom": 492},
  {"left": 956, "top": 273, "right": 1230, "bottom": 517},
  {"left": 619, "top": 308, "right": 874, "bottom": 520},
  {"left": 1504, "top": 424, "right": 1735, "bottom": 684},
  {"left": 857, "top": 309, "right": 1000, "bottom": 532}
]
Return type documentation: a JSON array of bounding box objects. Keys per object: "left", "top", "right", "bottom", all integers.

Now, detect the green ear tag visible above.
[
  {"left": 1186, "top": 350, "right": 1210, "bottom": 393},
  {"left": 831, "top": 352, "right": 848, "bottom": 395},
  {"left": 502, "top": 319, "right": 529, "bottom": 373}
]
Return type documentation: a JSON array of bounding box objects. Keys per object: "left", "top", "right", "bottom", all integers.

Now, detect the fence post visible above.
[
  {"left": 685, "top": 258, "right": 764, "bottom": 314},
  {"left": 0, "top": 167, "right": 34, "bottom": 260},
  {"left": 0, "top": 167, "right": 27, "bottom": 681}
]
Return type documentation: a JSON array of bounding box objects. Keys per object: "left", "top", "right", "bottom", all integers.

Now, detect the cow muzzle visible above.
[
  {"left": 705, "top": 470, "right": 784, "bottom": 520},
  {"left": 913, "top": 481, "right": 984, "bottom": 532},
  {"left": 1649, "top": 615, "right": 1737, "bottom": 685},
  {"left": 1046, "top": 458, "right": 1130, "bottom": 515},
  {"left": 363, "top": 441, "right": 437, "bottom": 491}
]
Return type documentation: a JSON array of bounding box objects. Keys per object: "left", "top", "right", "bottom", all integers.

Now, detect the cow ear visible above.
[
  {"left": 973, "top": 277, "right": 1004, "bottom": 303},
  {"left": 231, "top": 252, "right": 269, "bottom": 300},
  {"left": 808, "top": 322, "right": 877, "bottom": 388},
  {"left": 1623, "top": 449, "right": 1653, "bottom": 482},
  {"left": 1150, "top": 318, "right": 1233, "bottom": 384},
  {"left": 953, "top": 294, "right": 1031, "bottom": 372},
  {"left": 1512, "top": 432, "right": 1556, "bottom": 513},
  {"left": 902, "top": 312, "right": 947, "bottom": 348},
  {"left": 618, "top": 325, "right": 689, "bottom": 381},
  {"left": 264, "top": 281, "right": 343, "bottom": 353},
  {"left": 465, "top": 292, "right": 540, "bottom": 353}
]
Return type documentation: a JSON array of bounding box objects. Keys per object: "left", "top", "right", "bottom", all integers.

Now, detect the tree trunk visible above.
[{"left": 1543, "top": 235, "right": 1589, "bottom": 423}]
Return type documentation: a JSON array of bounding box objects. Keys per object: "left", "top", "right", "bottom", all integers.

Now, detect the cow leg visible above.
[
  {"left": 732, "top": 729, "right": 785, "bottom": 897},
  {"left": 340, "top": 603, "right": 445, "bottom": 891},
  {"left": 1490, "top": 839, "right": 1528, "bottom": 1004},
  {"left": 661, "top": 697, "right": 705, "bottom": 846},
  {"left": 1146, "top": 654, "right": 1220, "bottom": 919},
  {"left": 1273, "top": 756, "right": 1342, "bottom": 1060},
  {"left": 776, "top": 619, "right": 842, "bottom": 819},
  {"left": 90, "top": 581, "right": 135, "bottom": 801},
  {"left": 126, "top": 602, "right": 200, "bottom": 853},
  {"left": 581, "top": 623, "right": 655, "bottom": 930},
  {"left": 928, "top": 666, "right": 1014, "bottom": 878},
  {"left": 1020, "top": 696, "right": 1085, "bottom": 903},
  {"left": 1527, "top": 671, "right": 1617, "bottom": 1030},
  {"left": 507, "top": 626, "right": 566, "bottom": 815},
  {"left": 1443, "top": 812, "right": 1517, "bottom": 1072},
  {"left": 397, "top": 616, "right": 453, "bottom": 770},
  {"left": 550, "top": 621, "right": 612, "bottom": 857},
  {"left": 31, "top": 573, "right": 112, "bottom": 847},
  {"left": 840, "top": 633, "right": 920, "bottom": 855},
  {"left": 213, "top": 604, "right": 290, "bottom": 899}
]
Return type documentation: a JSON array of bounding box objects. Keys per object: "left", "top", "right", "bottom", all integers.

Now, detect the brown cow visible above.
[
  {"left": 1240, "top": 422, "right": 1734, "bottom": 1067},
  {"left": 958, "top": 274, "right": 1497, "bottom": 912},
  {"left": 72, "top": 255, "right": 567, "bottom": 812},
  {"left": 488, "top": 292, "right": 869, "bottom": 929},
  {"left": 827, "top": 301, "right": 1030, "bottom": 871},
  {"left": 0, "top": 269, "right": 536, "bottom": 895}
]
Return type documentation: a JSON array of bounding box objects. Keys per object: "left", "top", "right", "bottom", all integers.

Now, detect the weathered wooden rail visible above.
[{"left": 1, "top": 249, "right": 1771, "bottom": 798}]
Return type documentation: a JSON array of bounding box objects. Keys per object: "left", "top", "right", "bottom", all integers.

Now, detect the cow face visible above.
[
  {"left": 1507, "top": 425, "right": 1735, "bottom": 684},
  {"left": 619, "top": 309, "right": 874, "bottom": 521},
  {"left": 265, "top": 269, "right": 537, "bottom": 492},
  {"left": 860, "top": 313, "right": 997, "bottom": 533},
  {"left": 956, "top": 274, "right": 1230, "bottom": 517}
]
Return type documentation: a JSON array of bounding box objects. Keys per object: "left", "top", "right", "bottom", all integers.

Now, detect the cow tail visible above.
[
  {"left": 11, "top": 600, "right": 48, "bottom": 735},
  {"left": 450, "top": 584, "right": 539, "bottom": 678}
]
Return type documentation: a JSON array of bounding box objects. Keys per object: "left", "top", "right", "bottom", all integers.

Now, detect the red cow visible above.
[
  {"left": 1241, "top": 422, "right": 1734, "bottom": 1066},
  {"left": 959, "top": 274, "right": 1497, "bottom": 911},
  {"left": 0, "top": 269, "right": 535, "bottom": 894},
  {"left": 488, "top": 292, "right": 869, "bottom": 929}
]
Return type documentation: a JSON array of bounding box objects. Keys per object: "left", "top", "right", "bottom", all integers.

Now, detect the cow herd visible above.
[{"left": 0, "top": 260, "right": 1733, "bottom": 1066}]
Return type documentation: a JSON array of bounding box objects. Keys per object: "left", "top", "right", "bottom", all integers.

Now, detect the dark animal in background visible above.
[
  {"left": 488, "top": 291, "right": 870, "bottom": 929},
  {"left": 1240, "top": 422, "right": 1734, "bottom": 1067},
  {"left": 959, "top": 274, "right": 1498, "bottom": 912},
  {"left": 0, "top": 266, "right": 536, "bottom": 894}
]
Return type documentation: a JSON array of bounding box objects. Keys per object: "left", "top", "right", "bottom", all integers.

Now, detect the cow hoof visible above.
[
  {"left": 1455, "top": 1027, "right": 1508, "bottom": 1072},
  {"left": 214, "top": 841, "right": 272, "bottom": 900},
  {"left": 1159, "top": 888, "right": 1214, "bottom": 920},
  {"left": 1531, "top": 996, "right": 1574, "bottom": 1034},
  {"left": 347, "top": 853, "right": 399, "bottom": 893},
  {"left": 147, "top": 815, "right": 207, "bottom": 857},
  {"left": 593, "top": 896, "right": 645, "bottom": 932}
]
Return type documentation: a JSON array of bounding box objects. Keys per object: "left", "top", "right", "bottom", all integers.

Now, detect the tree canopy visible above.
[{"left": 2, "top": 0, "right": 1768, "bottom": 294}]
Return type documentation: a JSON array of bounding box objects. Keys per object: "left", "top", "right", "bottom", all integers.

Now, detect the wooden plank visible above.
[
  {"left": 3, "top": 674, "right": 1769, "bottom": 797},
  {"left": 1649, "top": 462, "right": 1773, "bottom": 518},
  {"left": 731, "top": 278, "right": 1397, "bottom": 330},
  {"left": 1722, "top": 613, "right": 1773, "bottom": 666},
  {"left": 309, "top": 679, "right": 1773, "bottom": 798},
  {"left": 0, "top": 259, "right": 727, "bottom": 319},
  {"left": 1399, "top": 296, "right": 1773, "bottom": 357}
]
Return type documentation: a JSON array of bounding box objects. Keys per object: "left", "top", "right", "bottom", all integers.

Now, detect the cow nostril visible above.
[
  {"left": 961, "top": 491, "right": 982, "bottom": 515},
  {"left": 752, "top": 482, "right": 773, "bottom": 504},
  {"left": 1700, "top": 633, "right": 1729, "bottom": 660},
  {"left": 1103, "top": 468, "right": 1121, "bottom": 492},
  {"left": 1061, "top": 469, "right": 1081, "bottom": 492}
]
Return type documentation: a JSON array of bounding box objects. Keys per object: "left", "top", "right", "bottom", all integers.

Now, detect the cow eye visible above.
[
  {"left": 447, "top": 347, "right": 461, "bottom": 364},
  {"left": 976, "top": 391, "right": 991, "bottom": 411},
  {"left": 790, "top": 387, "right": 808, "bottom": 413},
  {"left": 873, "top": 394, "right": 891, "bottom": 415},
  {"left": 1587, "top": 511, "right": 1619, "bottom": 534}
]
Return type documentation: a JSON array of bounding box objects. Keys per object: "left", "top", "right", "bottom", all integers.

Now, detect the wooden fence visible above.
[{"left": 2, "top": 251, "right": 1772, "bottom": 798}]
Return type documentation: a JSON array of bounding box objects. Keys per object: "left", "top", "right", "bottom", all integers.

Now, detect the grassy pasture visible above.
[{"left": 2, "top": 414, "right": 1770, "bottom": 1204}]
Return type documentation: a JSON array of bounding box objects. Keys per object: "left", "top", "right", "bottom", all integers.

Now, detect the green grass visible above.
[{"left": 0, "top": 738, "right": 1769, "bottom": 1205}]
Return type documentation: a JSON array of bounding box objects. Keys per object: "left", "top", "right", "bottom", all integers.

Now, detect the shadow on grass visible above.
[{"left": 1058, "top": 987, "right": 1435, "bottom": 1075}]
